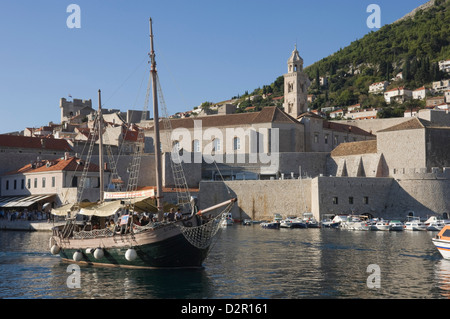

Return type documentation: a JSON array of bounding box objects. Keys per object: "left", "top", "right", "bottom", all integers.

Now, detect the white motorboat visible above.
[
  {"left": 370, "top": 219, "right": 390, "bottom": 231},
  {"left": 425, "top": 216, "right": 446, "bottom": 231},
  {"left": 321, "top": 214, "right": 340, "bottom": 228},
  {"left": 303, "top": 212, "right": 320, "bottom": 228},
  {"left": 261, "top": 221, "right": 280, "bottom": 229},
  {"left": 432, "top": 225, "right": 450, "bottom": 259},
  {"left": 341, "top": 215, "right": 370, "bottom": 231},
  {"left": 221, "top": 212, "right": 234, "bottom": 227},
  {"left": 388, "top": 220, "right": 404, "bottom": 231},
  {"left": 404, "top": 216, "right": 427, "bottom": 231},
  {"left": 261, "top": 213, "right": 283, "bottom": 229},
  {"left": 330, "top": 215, "right": 348, "bottom": 228},
  {"left": 280, "top": 217, "right": 307, "bottom": 228}
]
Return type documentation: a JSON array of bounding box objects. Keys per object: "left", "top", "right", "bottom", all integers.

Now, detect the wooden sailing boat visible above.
[{"left": 49, "top": 19, "right": 236, "bottom": 269}]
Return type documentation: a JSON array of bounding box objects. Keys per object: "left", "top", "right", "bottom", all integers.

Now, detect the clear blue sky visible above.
[{"left": 0, "top": 0, "right": 429, "bottom": 134}]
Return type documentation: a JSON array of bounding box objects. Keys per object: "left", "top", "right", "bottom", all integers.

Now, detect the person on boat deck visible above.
[
  {"left": 133, "top": 214, "right": 141, "bottom": 226},
  {"left": 176, "top": 208, "right": 182, "bottom": 220},
  {"left": 108, "top": 220, "right": 115, "bottom": 231},
  {"left": 168, "top": 208, "right": 175, "bottom": 222}
]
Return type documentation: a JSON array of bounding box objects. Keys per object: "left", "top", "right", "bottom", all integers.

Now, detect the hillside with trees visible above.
[{"left": 227, "top": 0, "right": 450, "bottom": 118}]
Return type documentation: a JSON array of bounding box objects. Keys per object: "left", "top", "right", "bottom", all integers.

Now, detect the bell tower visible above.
[{"left": 283, "top": 45, "right": 310, "bottom": 118}]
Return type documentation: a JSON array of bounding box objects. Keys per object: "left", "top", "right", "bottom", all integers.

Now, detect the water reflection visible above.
[
  {"left": 434, "top": 259, "right": 450, "bottom": 298},
  {"left": 50, "top": 264, "right": 214, "bottom": 299}
]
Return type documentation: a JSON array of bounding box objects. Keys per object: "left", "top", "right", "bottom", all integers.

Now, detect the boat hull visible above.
[
  {"left": 432, "top": 238, "right": 450, "bottom": 260},
  {"left": 389, "top": 225, "right": 404, "bottom": 231},
  {"left": 261, "top": 222, "right": 280, "bottom": 229},
  {"left": 52, "top": 223, "right": 209, "bottom": 269}
]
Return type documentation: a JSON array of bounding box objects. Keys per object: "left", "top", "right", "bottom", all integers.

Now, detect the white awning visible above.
[
  {"left": 0, "top": 194, "right": 55, "bottom": 208},
  {"left": 51, "top": 197, "right": 154, "bottom": 217}
]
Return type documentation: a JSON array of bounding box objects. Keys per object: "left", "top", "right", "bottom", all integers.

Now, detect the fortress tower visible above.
[{"left": 283, "top": 45, "right": 311, "bottom": 118}]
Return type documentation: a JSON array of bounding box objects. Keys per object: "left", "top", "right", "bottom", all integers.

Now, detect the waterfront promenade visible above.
[{"left": 0, "top": 220, "right": 56, "bottom": 231}]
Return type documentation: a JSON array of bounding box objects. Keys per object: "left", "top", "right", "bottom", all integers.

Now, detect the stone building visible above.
[{"left": 0, "top": 155, "right": 110, "bottom": 210}]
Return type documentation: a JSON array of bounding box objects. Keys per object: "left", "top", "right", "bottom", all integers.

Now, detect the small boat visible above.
[
  {"left": 261, "top": 221, "right": 280, "bottom": 229},
  {"left": 370, "top": 219, "right": 390, "bottom": 231},
  {"left": 342, "top": 215, "right": 370, "bottom": 231},
  {"left": 404, "top": 216, "right": 427, "bottom": 231},
  {"left": 432, "top": 225, "right": 450, "bottom": 259},
  {"left": 303, "top": 212, "right": 320, "bottom": 228},
  {"left": 321, "top": 214, "right": 340, "bottom": 228},
  {"left": 425, "top": 216, "right": 446, "bottom": 231},
  {"left": 389, "top": 220, "right": 404, "bottom": 231},
  {"left": 242, "top": 219, "right": 252, "bottom": 226},
  {"left": 261, "top": 213, "right": 282, "bottom": 229},
  {"left": 280, "top": 216, "right": 307, "bottom": 228},
  {"left": 221, "top": 212, "right": 234, "bottom": 227},
  {"left": 330, "top": 215, "right": 348, "bottom": 228}
]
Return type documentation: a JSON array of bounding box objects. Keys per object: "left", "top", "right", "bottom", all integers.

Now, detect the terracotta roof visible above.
[
  {"left": 323, "top": 121, "right": 375, "bottom": 137},
  {"left": 0, "top": 135, "right": 73, "bottom": 152},
  {"left": 377, "top": 117, "right": 430, "bottom": 132},
  {"left": 150, "top": 106, "right": 299, "bottom": 131},
  {"left": 331, "top": 140, "right": 378, "bottom": 157},
  {"left": 5, "top": 156, "right": 103, "bottom": 175}
]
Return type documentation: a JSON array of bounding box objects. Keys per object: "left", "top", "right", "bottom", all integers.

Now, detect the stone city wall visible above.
[{"left": 198, "top": 179, "right": 312, "bottom": 221}]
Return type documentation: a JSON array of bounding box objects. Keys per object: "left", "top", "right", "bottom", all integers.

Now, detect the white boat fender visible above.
[
  {"left": 125, "top": 248, "right": 137, "bottom": 261},
  {"left": 50, "top": 244, "right": 61, "bottom": 255},
  {"left": 73, "top": 250, "right": 83, "bottom": 262},
  {"left": 49, "top": 237, "right": 56, "bottom": 250},
  {"left": 94, "top": 248, "right": 104, "bottom": 259},
  {"left": 85, "top": 248, "right": 94, "bottom": 254}
]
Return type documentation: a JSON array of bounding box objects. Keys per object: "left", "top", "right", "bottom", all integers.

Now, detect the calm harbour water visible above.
[{"left": 1, "top": 225, "right": 450, "bottom": 300}]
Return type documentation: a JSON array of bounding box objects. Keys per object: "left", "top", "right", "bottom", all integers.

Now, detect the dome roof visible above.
[{"left": 288, "top": 44, "right": 303, "bottom": 64}]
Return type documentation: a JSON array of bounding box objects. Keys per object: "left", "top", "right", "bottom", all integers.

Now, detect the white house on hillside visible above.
[
  {"left": 439, "top": 60, "right": 450, "bottom": 73},
  {"left": 384, "top": 87, "right": 412, "bottom": 104},
  {"left": 369, "top": 81, "right": 389, "bottom": 94},
  {"left": 412, "top": 87, "right": 429, "bottom": 100}
]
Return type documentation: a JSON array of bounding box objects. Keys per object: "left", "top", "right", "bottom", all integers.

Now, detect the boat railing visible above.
[{"left": 73, "top": 228, "right": 115, "bottom": 239}]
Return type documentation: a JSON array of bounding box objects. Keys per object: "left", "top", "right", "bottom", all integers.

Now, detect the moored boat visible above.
[
  {"left": 425, "top": 216, "right": 446, "bottom": 231},
  {"left": 320, "top": 214, "right": 340, "bottom": 228},
  {"left": 280, "top": 216, "right": 307, "bottom": 229},
  {"left": 221, "top": 212, "right": 234, "bottom": 227},
  {"left": 261, "top": 221, "right": 280, "bottom": 229},
  {"left": 48, "top": 19, "right": 237, "bottom": 269},
  {"left": 303, "top": 212, "right": 320, "bottom": 228},
  {"left": 261, "top": 213, "right": 282, "bottom": 229},
  {"left": 389, "top": 220, "right": 404, "bottom": 231},
  {"left": 404, "top": 216, "right": 427, "bottom": 231},
  {"left": 370, "top": 219, "right": 390, "bottom": 231},
  {"left": 341, "top": 215, "right": 370, "bottom": 231}
]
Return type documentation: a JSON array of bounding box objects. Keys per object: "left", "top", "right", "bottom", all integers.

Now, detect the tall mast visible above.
[
  {"left": 149, "top": 18, "right": 164, "bottom": 221},
  {"left": 98, "top": 89, "right": 105, "bottom": 202}
]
